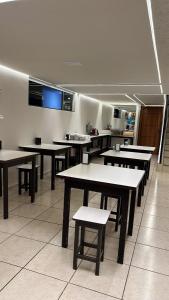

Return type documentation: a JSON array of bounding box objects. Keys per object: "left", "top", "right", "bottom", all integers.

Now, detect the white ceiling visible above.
[
  {"left": 0, "top": 0, "right": 166, "bottom": 105},
  {"left": 87, "top": 94, "right": 135, "bottom": 104},
  {"left": 152, "top": 0, "right": 169, "bottom": 95},
  {"left": 136, "top": 94, "right": 164, "bottom": 105}
]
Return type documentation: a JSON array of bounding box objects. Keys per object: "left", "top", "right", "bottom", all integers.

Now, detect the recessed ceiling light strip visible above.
[
  {"left": 136, "top": 93, "right": 163, "bottom": 96},
  {"left": 146, "top": 0, "right": 163, "bottom": 93},
  {"left": 84, "top": 93, "right": 127, "bottom": 96},
  {"left": 104, "top": 102, "right": 136, "bottom": 106},
  {"left": 0, "top": 64, "right": 28, "bottom": 77},
  {"left": 145, "top": 105, "right": 164, "bottom": 107},
  {"left": 0, "top": 0, "right": 16, "bottom": 3},
  {"left": 30, "top": 77, "right": 75, "bottom": 94},
  {"left": 59, "top": 83, "right": 160, "bottom": 87},
  {"left": 125, "top": 94, "right": 137, "bottom": 104}
]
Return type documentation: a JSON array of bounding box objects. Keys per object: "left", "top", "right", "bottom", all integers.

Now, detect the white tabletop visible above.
[
  {"left": 101, "top": 150, "right": 152, "bottom": 161},
  {"left": 73, "top": 206, "right": 110, "bottom": 225},
  {"left": 57, "top": 163, "right": 145, "bottom": 189},
  {"left": 53, "top": 139, "right": 91, "bottom": 145},
  {"left": 120, "top": 145, "right": 155, "bottom": 152},
  {"left": 19, "top": 143, "right": 71, "bottom": 151},
  {"left": 0, "top": 150, "right": 37, "bottom": 162}
]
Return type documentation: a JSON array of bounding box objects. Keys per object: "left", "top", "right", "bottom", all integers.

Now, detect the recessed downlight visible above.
[{"left": 64, "top": 61, "right": 82, "bottom": 67}]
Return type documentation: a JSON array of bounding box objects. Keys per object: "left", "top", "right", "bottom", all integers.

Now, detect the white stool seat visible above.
[
  {"left": 17, "top": 164, "right": 39, "bottom": 170},
  {"left": 55, "top": 155, "right": 65, "bottom": 160},
  {"left": 73, "top": 206, "right": 110, "bottom": 225}
]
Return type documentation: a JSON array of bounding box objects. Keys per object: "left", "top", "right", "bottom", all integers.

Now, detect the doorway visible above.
[{"left": 138, "top": 107, "right": 163, "bottom": 154}]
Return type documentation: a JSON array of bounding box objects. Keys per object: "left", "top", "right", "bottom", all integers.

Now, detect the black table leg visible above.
[
  {"left": 147, "top": 160, "right": 151, "bottom": 179},
  {"left": 30, "top": 157, "right": 36, "bottom": 203},
  {"left": 3, "top": 167, "right": 8, "bottom": 219},
  {"left": 40, "top": 155, "right": 44, "bottom": 179},
  {"left": 79, "top": 146, "right": 83, "bottom": 164},
  {"left": 137, "top": 179, "right": 144, "bottom": 207},
  {"left": 0, "top": 168, "right": 2, "bottom": 197},
  {"left": 62, "top": 181, "right": 71, "bottom": 247},
  {"left": 65, "top": 149, "right": 70, "bottom": 169},
  {"left": 51, "top": 155, "right": 55, "bottom": 190},
  {"left": 128, "top": 190, "right": 136, "bottom": 236},
  {"left": 83, "top": 190, "right": 89, "bottom": 206},
  {"left": 117, "top": 190, "right": 129, "bottom": 264}
]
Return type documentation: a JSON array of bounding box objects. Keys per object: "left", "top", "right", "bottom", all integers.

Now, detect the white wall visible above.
[
  {"left": 0, "top": 70, "right": 113, "bottom": 148},
  {"left": 0, "top": 68, "right": 113, "bottom": 184}
]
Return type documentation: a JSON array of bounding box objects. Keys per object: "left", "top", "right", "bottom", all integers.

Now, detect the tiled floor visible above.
[{"left": 0, "top": 157, "right": 169, "bottom": 299}]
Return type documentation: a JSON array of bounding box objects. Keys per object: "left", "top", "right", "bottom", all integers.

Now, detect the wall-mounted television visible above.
[
  {"left": 42, "top": 87, "right": 62, "bottom": 110},
  {"left": 29, "top": 81, "right": 74, "bottom": 112},
  {"left": 114, "top": 108, "right": 121, "bottom": 118},
  {"left": 62, "top": 92, "right": 74, "bottom": 111}
]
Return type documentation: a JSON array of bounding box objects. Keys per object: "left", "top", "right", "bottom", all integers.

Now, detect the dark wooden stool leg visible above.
[
  {"left": 104, "top": 196, "right": 108, "bottom": 210},
  {"left": 25, "top": 171, "right": 28, "bottom": 191},
  {"left": 80, "top": 226, "right": 85, "bottom": 255},
  {"left": 0, "top": 168, "right": 2, "bottom": 197},
  {"left": 95, "top": 227, "right": 103, "bottom": 276},
  {"left": 18, "top": 169, "right": 22, "bottom": 195},
  {"left": 73, "top": 223, "right": 79, "bottom": 270},
  {"left": 138, "top": 180, "right": 144, "bottom": 207},
  {"left": 29, "top": 171, "right": 31, "bottom": 196},
  {"left": 100, "top": 194, "right": 104, "bottom": 209},
  {"left": 101, "top": 226, "right": 106, "bottom": 262},
  {"left": 63, "top": 160, "right": 66, "bottom": 171},
  {"left": 115, "top": 197, "right": 121, "bottom": 232},
  {"left": 35, "top": 169, "right": 38, "bottom": 193},
  {"left": 58, "top": 161, "right": 60, "bottom": 172},
  {"left": 83, "top": 190, "right": 89, "bottom": 206}
]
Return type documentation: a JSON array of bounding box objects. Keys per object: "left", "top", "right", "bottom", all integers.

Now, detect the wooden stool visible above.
[
  {"left": 17, "top": 164, "right": 39, "bottom": 195},
  {"left": 55, "top": 155, "right": 66, "bottom": 173},
  {"left": 100, "top": 194, "right": 121, "bottom": 232},
  {"left": 73, "top": 206, "right": 110, "bottom": 276}
]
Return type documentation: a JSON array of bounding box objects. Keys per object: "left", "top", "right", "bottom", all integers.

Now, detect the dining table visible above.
[
  {"left": 0, "top": 149, "right": 38, "bottom": 219},
  {"left": 53, "top": 139, "right": 91, "bottom": 164},
  {"left": 57, "top": 163, "right": 145, "bottom": 264},
  {"left": 101, "top": 149, "right": 152, "bottom": 195},
  {"left": 19, "top": 143, "right": 71, "bottom": 190},
  {"left": 120, "top": 144, "right": 155, "bottom": 154}
]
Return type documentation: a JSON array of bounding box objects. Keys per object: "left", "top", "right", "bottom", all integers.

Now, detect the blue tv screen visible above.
[{"left": 42, "top": 87, "right": 62, "bottom": 110}]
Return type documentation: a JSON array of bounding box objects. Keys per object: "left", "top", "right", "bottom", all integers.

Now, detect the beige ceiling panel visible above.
[
  {"left": 0, "top": 0, "right": 159, "bottom": 85},
  {"left": 86, "top": 94, "right": 134, "bottom": 103},
  {"left": 152, "top": 0, "right": 169, "bottom": 93},
  {"left": 136, "top": 94, "right": 164, "bottom": 105},
  {"left": 59, "top": 85, "right": 161, "bottom": 94}
]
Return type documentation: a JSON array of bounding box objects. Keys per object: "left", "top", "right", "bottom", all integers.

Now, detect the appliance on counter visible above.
[{"left": 90, "top": 128, "right": 99, "bottom": 136}]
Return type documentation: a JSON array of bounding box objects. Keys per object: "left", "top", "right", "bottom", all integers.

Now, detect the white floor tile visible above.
[
  {"left": 0, "top": 216, "right": 32, "bottom": 234},
  {"left": 0, "top": 235, "right": 44, "bottom": 267},
  {"left": 144, "top": 203, "right": 169, "bottom": 218},
  {"left": 17, "top": 220, "right": 61, "bottom": 243},
  {"left": 71, "top": 260, "right": 129, "bottom": 299},
  {"left": 132, "top": 243, "right": 169, "bottom": 275},
  {"left": 11, "top": 204, "right": 48, "bottom": 219},
  {"left": 0, "top": 232, "right": 11, "bottom": 243},
  {"left": 0, "top": 262, "right": 20, "bottom": 290},
  {"left": 27, "top": 244, "right": 76, "bottom": 281},
  {"left": 141, "top": 213, "right": 169, "bottom": 232},
  {"left": 36, "top": 207, "right": 74, "bottom": 224},
  {"left": 138, "top": 226, "right": 169, "bottom": 250},
  {"left": 0, "top": 269, "right": 66, "bottom": 300},
  {"left": 124, "top": 266, "right": 169, "bottom": 300},
  {"left": 60, "top": 283, "right": 117, "bottom": 300}
]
